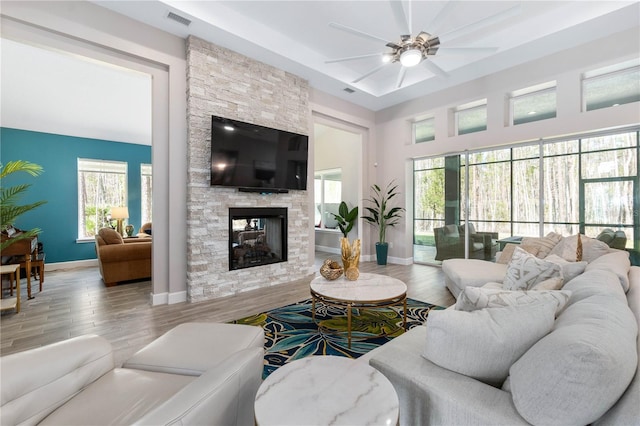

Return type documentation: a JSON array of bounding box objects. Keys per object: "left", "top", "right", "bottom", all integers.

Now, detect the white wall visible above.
[
  {"left": 373, "top": 27, "right": 640, "bottom": 262},
  {"left": 314, "top": 122, "right": 361, "bottom": 252},
  {"left": 0, "top": 1, "right": 188, "bottom": 304}
]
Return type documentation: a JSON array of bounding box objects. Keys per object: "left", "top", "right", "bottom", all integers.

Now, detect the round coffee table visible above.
[
  {"left": 310, "top": 272, "right": 408, "bottom": 348},
  {"left": 254, "top": 356, "right": 399, "bottom": 426}
]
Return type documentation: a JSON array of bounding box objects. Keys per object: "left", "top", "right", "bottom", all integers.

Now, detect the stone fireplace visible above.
[
  {"left": 186, "top": 36, "right": 312, "bottom": 302},
  {"left": 229, "top": 207, "right": 287, "bottom": 270}
]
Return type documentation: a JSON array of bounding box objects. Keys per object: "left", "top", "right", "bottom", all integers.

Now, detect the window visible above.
[
  {"left": 141, "top": 163, "right": 152, "bottom": 225},
  {"left": 510, "top": 82, "right": 557, "bottom": 125},
  {"left": 77, "top": 159, "right": 127, "bottom": 239},
  {"left": 454, "top": 100, "right": 487, "bottom": 135},
  {"left": 583, "top": 61, "right": 640, "bottom": 111},
  {"left": 414, "top": 117, "right": 435, "bottom": 143},
  {"left": 314, "top": 169, "right": 342, "bottom": 229},
  {"left": 414, "top": 129, "right": 639, "bottom": 264}
]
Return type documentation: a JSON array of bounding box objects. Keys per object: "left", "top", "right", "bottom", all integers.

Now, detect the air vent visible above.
[
  {"left": 343, "top": 88, "right": 355, "bottom": 94},
  {"left": 167, "top": 11, "right": 191, "bottom": 26}
]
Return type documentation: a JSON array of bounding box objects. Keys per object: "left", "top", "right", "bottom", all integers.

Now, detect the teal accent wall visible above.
[{"left": 1, "top": 127, "right": 151, "bottom": 263}]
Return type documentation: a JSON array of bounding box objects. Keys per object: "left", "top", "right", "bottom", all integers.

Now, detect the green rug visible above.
[{"left": 231, "top": 297, "right": 443, "bottom": 378}]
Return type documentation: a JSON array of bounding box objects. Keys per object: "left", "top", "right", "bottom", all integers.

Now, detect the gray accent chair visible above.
[{"left": 434, "top": 223, "right": 497, "bottom": 261}]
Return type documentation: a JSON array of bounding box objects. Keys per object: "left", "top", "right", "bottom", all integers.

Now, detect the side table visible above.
[
  {"left": 0, "top": 264, "right": 21, "bottom": 313},
  {"left": 254, "top": 356, "right": 399, "bottom": 425}
]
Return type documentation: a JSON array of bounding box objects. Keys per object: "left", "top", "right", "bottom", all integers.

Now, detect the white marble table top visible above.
[
  {"left": 310, "top": 272, "right": 407, "bottom": 303},
  {"left": 254, "top": 356, "right": 399, "bottom": 426}
]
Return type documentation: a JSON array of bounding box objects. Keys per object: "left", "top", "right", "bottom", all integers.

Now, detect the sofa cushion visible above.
[
  {"left": 496, "top": 243, "right": 539, "bottom": 264},
  {"left": 503, "top": 247, "right": 562, "bottom": 291},
  {"left": 123, "top": 323, "right": 264, "bottom": 376},
  {"left": 38, "top": 369, "right": 194, "bottom": 425},
  {"left": 456, "top": 287, "right": 571, "bottom": 316},
  {"left": 98, "top": 228, "right": 123, "bottom": 245},
  {"left": 520, "top": 232, "right": 563, "bottom": 258},
  {"left": 422, "top": 301, "right": 557, "bottom": 387},
  {"left": 549, "top": 234, "right": 610, "bottom": 263},
  {"left": 508, "top": 276, "right": 638, "bottom": 425},
  {"left": 585, "top": 250, "right": 631, "bottom": 292},
  {"left": 531, "top": 276, "right": 564, "bottom": 290},
  {"left": 442, "top": 259, "right": 508, "bottom": 298},
  {"left": 543, "top": 254, "right": 588, "bottom": 283}
]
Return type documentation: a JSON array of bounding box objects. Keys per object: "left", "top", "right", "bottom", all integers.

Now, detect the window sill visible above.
[{"left": 76, "top": 238, "right": 95, "bottom": 244}]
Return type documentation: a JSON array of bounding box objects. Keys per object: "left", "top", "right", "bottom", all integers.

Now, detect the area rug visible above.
[{"left": 231, "top": 297, "right": 443, "bottom": 378}]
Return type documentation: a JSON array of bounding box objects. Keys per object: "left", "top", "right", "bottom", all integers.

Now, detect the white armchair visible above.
[{"left": 1, "top": 323, "right": 264, "bottom": 426}]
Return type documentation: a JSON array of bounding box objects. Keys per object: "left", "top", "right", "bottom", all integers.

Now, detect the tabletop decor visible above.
[
  {"left": 331, "top": 201, "right": 361, "bottom": 277},
  {"left": 320, "top": 258, "right": 343, "bottom": 280}
]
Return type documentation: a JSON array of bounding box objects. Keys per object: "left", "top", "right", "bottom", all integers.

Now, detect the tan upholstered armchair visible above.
[{"left": 95, "top": 228, "right": 151, "bottom": 286}]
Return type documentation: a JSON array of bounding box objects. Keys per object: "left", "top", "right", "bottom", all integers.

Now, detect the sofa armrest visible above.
[
  {"left": 369, "top": 326, "right": 528, "bottom": 426},
  {"left": 0, "top": 335, "right": 114, "bottom": 426},
  {"left": 97, "top": 242, "right": 151, "bottom": 263},
  {"left": 132, "top": 347, "right": 264, "bottom": 426}
]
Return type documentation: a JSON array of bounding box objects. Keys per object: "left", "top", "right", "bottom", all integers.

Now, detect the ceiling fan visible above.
[{"left": 326, "top": 1, "right": 520, "bottom": 89}]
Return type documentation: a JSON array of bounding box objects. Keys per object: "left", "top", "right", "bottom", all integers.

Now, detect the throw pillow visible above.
[
  {"left": 422, "top": 302, "right": 557, "bottom": 386},
  {"left": 543, "top": 254, "right": 588, "bottom": 283},
  {"left": 503, "top": 247, "right": 562, "bottom": 291},
  {"left": 496, "top": 243, "right": 539, "bottom": 264},
  {"left": 520, "top": 232, "right": 563, "bottom": 258},
  {"left": 531, "top": 276, "right": 564, "bottom": 291},
  {"left": 455, "top": 286, "right": 571, "bottom": 316},
  {"left": 549, "top": 234, "right": 611, "bottom": 263},
  {"left": 98, "top": 228, "right": 123, "bottom": 245}
]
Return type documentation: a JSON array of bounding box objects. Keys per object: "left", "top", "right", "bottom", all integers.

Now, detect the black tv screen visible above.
[{"left": 210, "top": 115, "right": 308, "bottom": 191}]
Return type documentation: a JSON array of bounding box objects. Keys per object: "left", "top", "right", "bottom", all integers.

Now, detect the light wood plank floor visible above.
[{"left": 1, "top": 253, "right": 453, "bottom": 366}]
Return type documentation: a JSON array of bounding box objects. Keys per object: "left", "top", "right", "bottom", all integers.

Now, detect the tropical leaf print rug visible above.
[{"left": 231, "top": 297, "right": 442, "bottom": 379}]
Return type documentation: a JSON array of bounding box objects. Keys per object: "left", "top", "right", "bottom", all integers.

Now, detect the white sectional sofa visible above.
[
  {"left": 0, "top": 323, "right": 264, "bottom": 426},
  {"left": 367, "top": 250, "right": 639, "bottom": 425}
]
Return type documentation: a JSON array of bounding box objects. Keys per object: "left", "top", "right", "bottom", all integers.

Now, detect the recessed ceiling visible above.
[{"left": 94, "top": 0, "right": 639, "bottom": 111}]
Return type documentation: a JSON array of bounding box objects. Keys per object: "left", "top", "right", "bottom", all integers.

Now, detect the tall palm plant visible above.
[
  {"left": 1, "top": 161, "right": 47, "bottom": 251},
  {"left": 362, "top": 181, "right": 404, "bottom": 244}
]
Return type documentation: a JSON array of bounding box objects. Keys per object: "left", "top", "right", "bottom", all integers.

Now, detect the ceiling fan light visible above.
[
  {"left": 382, "top": 53, "right": 392, "bottom": 63},
  {"left": 400, "top": 49, "right": 422, "bottom": 67}
]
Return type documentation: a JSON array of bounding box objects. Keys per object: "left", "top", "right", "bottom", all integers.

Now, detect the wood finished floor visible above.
[{"left": 1, "top": 253, "right": 453, "bottom": 366}]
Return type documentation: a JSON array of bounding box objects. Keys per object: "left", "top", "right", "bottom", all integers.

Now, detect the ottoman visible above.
[
  {"left": 123, "top": 322, "right": 264, "bottom": 375},
  {"left": 442, "top": 259, "right": 507, "bottom": 298}
]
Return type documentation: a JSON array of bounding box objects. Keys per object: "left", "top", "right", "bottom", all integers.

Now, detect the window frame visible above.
[{"left": 77, "top": 158, "right": 128, "bottom": 242}]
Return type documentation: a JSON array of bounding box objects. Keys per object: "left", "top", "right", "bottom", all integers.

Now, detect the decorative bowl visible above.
[{"left": 320, "top": 259, "right": 343, "bottom": 280}]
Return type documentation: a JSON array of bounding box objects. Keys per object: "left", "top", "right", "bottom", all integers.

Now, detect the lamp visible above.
[
  {"left": 400, "top": 48, "right": 423, "bottom": 67},
  {"left": 110, "top": 206, "right": 129, "bottom": 236}
]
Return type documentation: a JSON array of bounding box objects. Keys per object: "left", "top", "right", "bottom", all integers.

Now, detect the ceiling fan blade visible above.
[
  {"left": 352, "top": 64, "right": 388, "bottom": 84},
  {"left": 423, "top": 60, "right": 449, "bottom": 78},
  {"left": 328, "top": 22, "right": 391, "bottom": 44},
  {"left": 325, "top": 53, "right": 383, "bottom": 64},
  {"left": 437, "top": 47, "right": 499, "bottom": 55},
  {"left": 426, "top": 1, "right": 458, "bottom": 35},
  {"left": 390, "top": 0, "right": 411, "bottom": 35},
  {"left": 439, "top": 5, "right": 521, "bottom": 43},
  {"left": 396, "top": 66, "right": 407, "bottom": 88}
]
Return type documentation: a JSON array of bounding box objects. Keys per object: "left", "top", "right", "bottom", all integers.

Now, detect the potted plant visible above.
[
  {"left": 362, "top": 181, "right": 405, "bottom": 265},
  {"left": 1, "top": 160, "right": 47, "bottom": 251},
  {"left": 331, "top": 201, "right": 361, "bottom": 278}
]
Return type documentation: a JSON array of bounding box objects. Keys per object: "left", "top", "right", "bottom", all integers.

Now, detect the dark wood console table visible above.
[{"left": 2, "top": 234, "right": 38, "bottom": 299}]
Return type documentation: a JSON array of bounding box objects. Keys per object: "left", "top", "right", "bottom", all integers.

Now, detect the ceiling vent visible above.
[
  {"left": 343, "top": 88, "right": 355, "bottom": 94},
  {"left": 167, "top": 11, "right": 191, "bottom": 26}
]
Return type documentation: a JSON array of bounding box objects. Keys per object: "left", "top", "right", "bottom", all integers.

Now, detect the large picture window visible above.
[
  {"left": 77, "top": 158, "right": 127, "bottom": 239},
  {"left": 414, "top": 129, "right": 639, "bottom": 264}
]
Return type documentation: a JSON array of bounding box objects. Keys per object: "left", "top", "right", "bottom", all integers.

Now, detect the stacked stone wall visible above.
[{"left": 186, "top": 36, "right": 311, "bottom": 302}]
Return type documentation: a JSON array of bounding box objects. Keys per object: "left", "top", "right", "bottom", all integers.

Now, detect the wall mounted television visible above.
[{"left": 210, "top": 115, "right": 309, "bottom": 192}]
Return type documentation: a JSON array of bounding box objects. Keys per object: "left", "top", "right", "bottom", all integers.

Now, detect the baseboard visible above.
[
  {"left": 360, "top": 254, "right": 413, "bottom": 265},
  {"left": 44, "top": 259, "right": 98, "bottom": 271},
  {"left": 150, "top": 291, "right": 187, "bottom": 305},
  {"left": 315, "top": 245, "right": 340, "bottom": 255}
]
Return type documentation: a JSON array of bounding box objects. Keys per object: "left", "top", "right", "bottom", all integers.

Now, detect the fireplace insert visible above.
[{"left": 228, "top": 207, "right": 287, "bottom": 270}]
